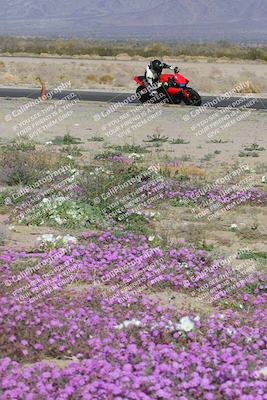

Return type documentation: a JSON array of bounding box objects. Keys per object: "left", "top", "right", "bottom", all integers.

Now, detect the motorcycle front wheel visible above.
[
  {"left": 183, "top": 88, "right": 202, "bottom": 106},
  {"left": 136, "top": 86, "right": 151, "bottom": 103}
]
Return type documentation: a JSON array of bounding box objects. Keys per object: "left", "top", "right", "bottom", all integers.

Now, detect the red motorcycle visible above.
[{"left": 134, "top": 68, "right": 201, "bottom": 106}]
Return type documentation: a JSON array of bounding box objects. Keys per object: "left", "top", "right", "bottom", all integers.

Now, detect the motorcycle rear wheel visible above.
[{"left": 183, "top": 88, "right": 202, "bottom": 106}]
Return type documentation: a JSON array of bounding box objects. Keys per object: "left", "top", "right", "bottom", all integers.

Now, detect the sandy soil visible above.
[
  {"left": 1, "top": 97, "right": 266, "bottom": 162},
  {"left": 1, "top": 97, "right": 267, "bottom": 266},
  {"left": 0, "top": 56, "right": 267, "bottom": 94}
]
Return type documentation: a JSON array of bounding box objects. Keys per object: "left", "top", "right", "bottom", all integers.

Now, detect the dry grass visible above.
[
  {"left": 0, "top": 150, "right": 69, "bottom": 186},
  {"left": 236, "top": 81, "right": 261, "bottom": 94},
  {"left": 98, "top": 74, "right": 114, "bottom": 84},
  {"left": 160, "top": 165, "right": 206, "bottom": 178},
  {"left": 0, "top": 57, "right": 266, "bottom": 93},
  {"left": 86, "top": 74, "right": 98, "bottom": 82}
]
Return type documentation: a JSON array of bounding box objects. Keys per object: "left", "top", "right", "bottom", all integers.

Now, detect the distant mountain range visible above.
[{"left": 0, "top": 0, "right": 266, "bottom": 42}]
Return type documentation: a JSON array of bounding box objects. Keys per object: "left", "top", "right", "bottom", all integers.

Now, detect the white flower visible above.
[
  {"left": 115, "top": 319, "right": 141, "bottom": 330},
  {"left": 257, "top": 366, "right": 267, "bottom": 376},
  {"left": 45, "top": 141, "right": 53, "bottom": 145},
  {"left": 230, "top": 224, "right": 238, "bottom": 231},
  {"left": 67, "top": 155, "right": 74, "bottom": 160},
  {"left": 226, "top": 328, "right": 237, "bottom": 336},
  {"left": 37, "top": 234, "right": 55, "bottom": 243},
  {"left": 42, "top": 198, "right": 50, "bottom": 204},
  {"left": 128, "top": 153, "right": 142, "bottom": 159},
  {"left": 162, "top": 317, "right": 195, "bottom": 333},
  {"left": 262, "top": 176, "right": 266, "bottom": 183},
  {"left": 62, "top": 235, "right": 77, "bottom": 244},
  {"left": 53, "top": 216, "right": 64, "bottom": 225},
  {"left": 177, "top": 316, "right": 195, "bottom": 332},
  {"left": 148, "top": 236, "right": 155, "bottom": 242},
  {"left": 37, "top": 233, "right": 77, "bottom": 248},
  {"left": 243, "top": 165, "right": 255, "bottom": 173}
]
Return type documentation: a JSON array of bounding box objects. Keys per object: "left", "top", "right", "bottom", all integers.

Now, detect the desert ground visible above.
[
  {"left": 1, "top": 95, "right": 267, "bottom": 253},
  {"left": 0, "top": 65, "right": 266, "bottom": 398},
  {"left": 0, "top": 55, "right": 267, "bottom": 94}
]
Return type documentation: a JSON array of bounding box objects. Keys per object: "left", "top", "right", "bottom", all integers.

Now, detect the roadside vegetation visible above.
[{"left": 0, "top": 36, "right": 267, "bottom": 61}]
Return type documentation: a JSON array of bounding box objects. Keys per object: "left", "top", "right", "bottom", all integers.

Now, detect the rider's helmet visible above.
[{"left": 150, "top": 60, "right": 163, "bottom": 74}]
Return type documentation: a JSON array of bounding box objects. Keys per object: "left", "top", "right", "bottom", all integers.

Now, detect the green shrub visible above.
[
  {"left": 169, "top": 138, "right": 190, "bottom": 144},
  {"left": 0, "top": 142, "right": 36, "bottom": 152},
  {"left": 238, "top": 251, "right": 267, "bottom": 261},
  {"left": 239, "top": 151, "right": 259, "bottom": 158},
  {"left": 19, "top": 197, "right": 103, "bottom": 228},
  {"left": 88, "top": 136, "right": 104, "bottom": 142},
  {"left": 169, "top": 198, "right": 195, "bottom": 207},
  {"left": 59, "top": 146, "right": 83, "bottom": 157},
  {"left": 52, "top": 134, "right": 82, "bottom": 145},
  {"left": 108, "top": 144, "right": 149, "bottom": 154},
  {"left": 244, "top": 143, "right": 265, "bottom": 152},
  {"left": 144, "top": 133, "right": 169, "bottom": 143}
]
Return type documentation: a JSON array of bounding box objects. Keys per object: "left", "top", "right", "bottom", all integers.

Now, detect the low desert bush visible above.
[
  {"left": 59, "top": 146, "right": 83, "bottom": 157},
  {"left": 19, "top": 197, "right": 103, "bottom": 228},
  {"left": 98, "top": 75, "right": 114, "bottom": 84},
  {"left": 52, "top": 133, "right": 82, "bottom": 145},
  {"left": 0, "top": 141, "right": 36, "bottom": 152},
  {"left": 144, "top": 133, "right": 169, "bottom": 143},
  {"left": 169, "top": 138, "right": 190, "bottom": 144},
  {"left": 0, "top": 150, "right": 70, "bottom": 186},
  {"left": 88, "top": 136, "right": 104, "bottom": 142},
  {"left": 244, "top": 143, "right": 265, "bottom": 152},
  {"left": 86, "top": 74, "right": 98, "bottom": 82},
  {"left": 107, "top": 144, "right": 149, "bottom": 154},
  {"left": 79, "top": 163, "right": 160, "bottom": 220}
]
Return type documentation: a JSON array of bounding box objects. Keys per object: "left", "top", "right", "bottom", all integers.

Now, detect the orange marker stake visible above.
[{"left": 41, "top": 82, "right": 47, "bottom": 100}]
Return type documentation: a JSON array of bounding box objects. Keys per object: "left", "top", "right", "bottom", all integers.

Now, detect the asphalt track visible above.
[{"left": 0, "top": 87, "right": 267, "bottom": 109}]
